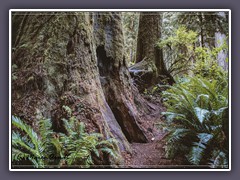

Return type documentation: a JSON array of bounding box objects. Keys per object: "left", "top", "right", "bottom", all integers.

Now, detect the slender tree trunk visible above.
[
  {"left": 198, "top": 12, "right": 205, "bottom": 48},
  {"left": 215, "top": 12, "right": 228, "bottom": 70}
]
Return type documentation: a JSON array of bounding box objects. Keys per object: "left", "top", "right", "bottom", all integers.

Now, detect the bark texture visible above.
[
  {"left": 131, "top": 12, "right": 173, "bottom": 91},
  {"left": 136, "top": 12, "right": 161, "bottom": 65},
  {"left": 12, "top": 12, "right": 131, "bottom": 166},
  {"left": 93, "top": 12, "right": 148, "bottom": 143}
]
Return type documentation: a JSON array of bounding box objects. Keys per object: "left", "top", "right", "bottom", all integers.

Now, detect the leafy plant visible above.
[
  {"left": 194, "top": 42, "right": 228, "bottom": 82},
  {"left": 157, "top": 26, "right": 198, "bottom": 77},
  {"left": 159, "top": 76, "right": 228, "bottom": 168},
  {"left": 12, "top": 112, "right": 120, "bottom": 168},
  {"left": 11, "top": 64, "right": 18, "bottom": 81},
  {"left": 158, "top": 24, "right": 228, "bottom": 80},
  {"left": 122, "top": 12, "right": 139, "bottom": 64},
  {"left": 57, "top": 116, "right": 120, "bottom": 168},
  {"left": 12, "top": 116, "right": 53, "bottom": 168}
]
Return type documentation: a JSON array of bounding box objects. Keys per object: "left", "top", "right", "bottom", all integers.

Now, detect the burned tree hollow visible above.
[
  {"left": 96, "top": 44, "right": 147, "bottom": 143},
  {"left": 97, "top": 46, "right": 114, "bottom": 77}
]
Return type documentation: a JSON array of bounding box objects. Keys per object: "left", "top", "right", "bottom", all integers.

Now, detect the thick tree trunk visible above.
[
  {"left": 132, "top": 12, "right": 173, "bottom": 90},
  {"left": 136, "top": 12, "right": 161, "bottom": 63},
  {"left": 93, "top": 12, "right": 148, "bottom": 143},
  {"left": 12, "top": 12, "right": 131, "bottom": 166}
]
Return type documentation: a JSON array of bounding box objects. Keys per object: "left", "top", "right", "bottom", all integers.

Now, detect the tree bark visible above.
[
  {"left": 132, "top": 12, "right": 173, "bottom": 90},
  {"left": 12, "top": 12, "right": 132, "bottom": 166},
  {"left": 93, "top": 12, "right": 148, "bottom": 143}
]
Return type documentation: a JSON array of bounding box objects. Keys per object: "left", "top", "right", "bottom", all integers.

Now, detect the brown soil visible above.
[
  {"left": 122, "top": 142, "right": 183, "bottom": 168},
  {"left": 121, "top": 93, "right": 185, "bottom": 168}
]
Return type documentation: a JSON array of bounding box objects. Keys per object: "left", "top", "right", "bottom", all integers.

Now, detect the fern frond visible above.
[
  {"left": 12, "top": 116, "right": 43, "bottom": 155},
  {"left": 100, "top": 147, "right": 117, "bottom": 158},
  {"left": 12, "top": 148, "right": 31, "bottom": 161},
  {"left": 187, "top": 133, "right": 213, "bottom": 165},
  {"left": 193, "top": 107, "right": 210, "bottom": 124},
  {"left": 12, "top": 131, "right": 39, "bottom": 156},
  {"left": 161, "top": 75, "right": 228, "bottom": 167},
  {"left": 209, "top": 150, "right": 228, "bottom": 168}
]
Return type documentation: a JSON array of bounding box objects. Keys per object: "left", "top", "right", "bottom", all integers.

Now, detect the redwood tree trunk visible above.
[
  {"left": 136, "top": 12, "right": 161, "bottom": 65},
  {"left": 93, "top": 12, "right": 148, "bottom": 143},
  {"left": 12, "top": 12, "right": 131, "bottom": 166},
  {"left": 131, "top": 12, "right": 173, "bottom": 90}
]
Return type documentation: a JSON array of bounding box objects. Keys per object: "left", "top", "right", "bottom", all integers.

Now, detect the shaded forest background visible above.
[{"left": 11, "top": 11, "right": 229, "bottom": 169}]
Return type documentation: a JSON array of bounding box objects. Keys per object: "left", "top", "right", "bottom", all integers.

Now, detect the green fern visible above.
[
  {"left": 209, "top": 150, "right": 228, "bottom": 168},
  {"left": 161, "top": 76, "right": 229, "bottom": 168},
  {"left": 59, "top": 118, "right": 120, "bottom": 168},
  {"left": 187, "top": 133, "right": 213, "bottom": 165},
  {"left": 12, "top": 116, "right": 45, "bottom": 168},
  {"left": 12, "top": 111, "right": 120, "bottom": 168}
]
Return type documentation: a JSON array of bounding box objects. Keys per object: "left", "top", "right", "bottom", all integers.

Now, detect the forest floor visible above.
[{"left": 121, "top": 92, "right": 185, "bottom": 168}]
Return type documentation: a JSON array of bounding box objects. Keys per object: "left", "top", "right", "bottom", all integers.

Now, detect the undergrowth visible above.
[
  {"left": 159, "top": 76, "right": 228, "bottom": 168},
  {"left": 12, "top": 107, "right": 120, "bottom": 168}
]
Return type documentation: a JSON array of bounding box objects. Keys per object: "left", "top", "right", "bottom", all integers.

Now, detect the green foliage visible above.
[
  {"left": 122, "top": 12, "right": 139, "bottom": 64},
  {"left": 11, "top": 64, "right": 18, "bottom": 81},
  {"left": 62, "top": 105, "right": 72, "bottom": 116},
  {"left": 177, "top": 12, "right": 229, "bottom": 43},
  {"left": 162, "top": 12, "right": 181, "bottom": 38},
  {"left": 143, "top": 84, "right": 163, "bottom": 96},
  {"left": 209, "top": 150, "right": 228, "bottom": 168},
  {"left": 12, "top": 113, "right": 120, "bottom": 168},
  {"left": 194, "top": 41, "right": 228, "bottom": 82},
  {"left": 160, "top": 76, "right": 228, "bottom": 168},
  {"left": 160, "top": 12, "right": 229, "bottom": 81},
  {"left": 12, "top": 116, "right": 51, "bottom": 168},
  {"left": 58, "top": 117, "right": 119, "bottom": 168},
  {"left": 159, "top": 25, "right": 228, "bottom": 80},
  {"left": 157, "top": 26, "right": 197, "bottom": 76},
  {"left": 159, "top": 26, "right": 197, "bottom": 47}
]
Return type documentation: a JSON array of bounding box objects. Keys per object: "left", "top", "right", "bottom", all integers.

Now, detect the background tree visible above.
[
  {"left": 178, "top": 12, "right": 225, "bottom": 47},
  {"left": 122, "top": 12, "right": 139, "bottom": 65},
  {"left": 159, "top": 11, "right": 229, "bottom": 78},
  {"left": 130, "top": 12, "right": 173, "bottom": 91},
  {"left": 177, "top": 12, "right": 229, "bottom": 70}
]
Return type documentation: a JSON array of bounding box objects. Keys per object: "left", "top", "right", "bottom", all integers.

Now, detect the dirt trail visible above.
[
  {"left": 122, "top": 136, "right": 184, "bottom": 168},
  {"left": 122, "top": 94, "right": 184, "bottom": 168}
]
